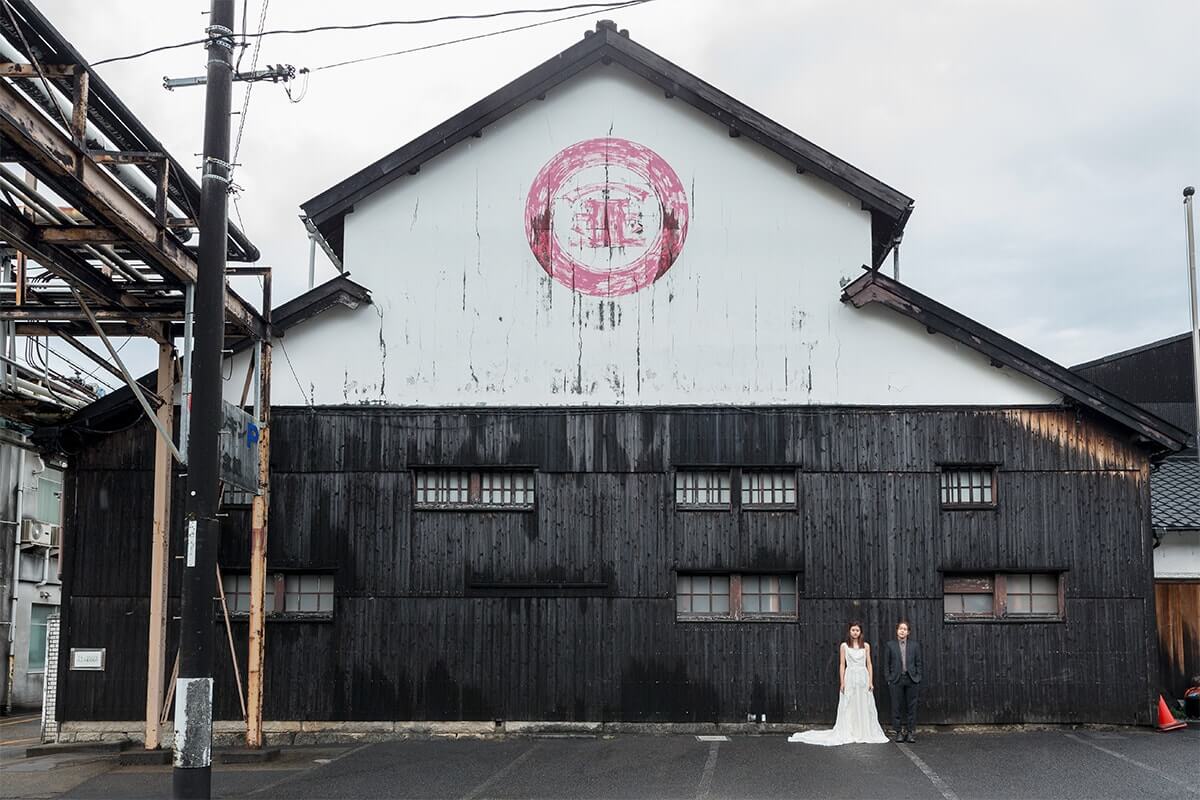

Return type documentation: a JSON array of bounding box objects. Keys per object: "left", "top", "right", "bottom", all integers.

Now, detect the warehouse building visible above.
[{"left": 49, "top": 22, "right": 1186, "bottom": 737}]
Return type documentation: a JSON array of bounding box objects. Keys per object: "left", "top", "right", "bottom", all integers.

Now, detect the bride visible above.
[{"left": 788, "top": 621, "right": 889, "bottom": 745}]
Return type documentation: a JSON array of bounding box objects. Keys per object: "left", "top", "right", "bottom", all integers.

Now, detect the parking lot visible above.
[{"left": 3, "top": 726, "right": 1198, "bottom": 800}]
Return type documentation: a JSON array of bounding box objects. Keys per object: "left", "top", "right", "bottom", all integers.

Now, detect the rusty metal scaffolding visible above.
[{"left": 0, "top": 0, "right": 272, "bottom": 752}]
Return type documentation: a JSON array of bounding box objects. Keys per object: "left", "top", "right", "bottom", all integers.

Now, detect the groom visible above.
[{"left": 884, "top": 619, "right": 922, "bottom": 743}]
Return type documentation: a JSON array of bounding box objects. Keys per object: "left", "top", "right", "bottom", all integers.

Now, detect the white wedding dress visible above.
[{"left": 789, "top": 644, "right": 889, "bottom": 745}]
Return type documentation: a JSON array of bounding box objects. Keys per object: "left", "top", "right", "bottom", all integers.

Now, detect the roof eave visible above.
[{"left": 841, "top": 269, "right": 1190, "bottom": 454}]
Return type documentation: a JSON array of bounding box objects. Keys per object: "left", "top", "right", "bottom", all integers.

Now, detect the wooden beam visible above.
[
  {"left": 37, "top": 225, "right": 125, "bottom": 244},
  {"left": 0, "top": 79, "right": 263, "bottom": 337},
  {"left": 246, "top": 275, "right": 272, "bottom": 749},
  {"left": 0, "top": 62, "right": 76, "bottom": 77},
  {"left": 144, "top": 332, "right": 174, "bottom": 750}
]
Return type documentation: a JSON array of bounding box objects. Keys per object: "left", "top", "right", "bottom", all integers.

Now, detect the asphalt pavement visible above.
[{"left": 2, "top": 727, "right": 1197, "bottom": 799}]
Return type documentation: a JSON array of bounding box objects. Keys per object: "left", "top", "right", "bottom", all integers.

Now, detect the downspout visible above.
[{"left": 4, "top": 447, "right": 24, "bottom": 714}]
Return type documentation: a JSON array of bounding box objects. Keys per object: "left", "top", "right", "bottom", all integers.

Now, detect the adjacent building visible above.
[
  {"left": 1073, "top": 333, "right": 1199, "bottom": 701},
  {"left": 48, "top": 22, "right": 1186, "bottom": 736},
  {"left": 1, "top": 426, "right": 63, "bottom": 712}
]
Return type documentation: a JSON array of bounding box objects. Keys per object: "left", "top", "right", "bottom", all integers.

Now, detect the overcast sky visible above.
[{"left": 40, "top": 0, "right": 1200, "bottom": 371}]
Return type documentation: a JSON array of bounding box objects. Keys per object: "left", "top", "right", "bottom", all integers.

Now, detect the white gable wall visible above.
[{"left": 227, "top": 66, "right": 1060, "bottom": 408}]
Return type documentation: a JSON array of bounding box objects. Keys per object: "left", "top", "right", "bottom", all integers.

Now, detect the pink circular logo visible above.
[{"left": 525, "top": 138, "right": 689, "bottom": 296}]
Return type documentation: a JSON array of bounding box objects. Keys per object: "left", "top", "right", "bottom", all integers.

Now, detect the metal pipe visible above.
[
  {"left": 0, "top": 166, "right": 148, "bottom": 285},
  {"left": 3, "top": 447, "right": 24, "bottom": 715},
  {"left": 307, "top": 233, "right": 316, "bottom": 290},
  {"left": 181, "top": 283, "right": 194, "bottom": 463},
  {"left": 70, "top": 288, "right": 183, "bottom": 460},
  {"left": 0, "top": 36, "right": 188, "bottom": 222},
  {"left": 1184, "top": 186, "right": 1199, "bottom": 456}
]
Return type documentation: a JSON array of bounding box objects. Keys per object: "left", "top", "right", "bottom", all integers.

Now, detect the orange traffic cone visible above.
[{"left": 1155, "top": 695, "right": 1186, "bottom": 732}]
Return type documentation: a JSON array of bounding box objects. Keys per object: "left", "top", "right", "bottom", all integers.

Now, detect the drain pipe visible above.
[{"left": 4, "top": 446, "right": 25, "bottom": 715}]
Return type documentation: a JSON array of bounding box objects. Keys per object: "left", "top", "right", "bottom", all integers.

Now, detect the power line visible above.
[
  {"left": 91, "top": 1, "right": 651, "bottom": 66},
  {"left": 310, "top": 0, "right": 650, "bottom": 73},
  {"left": 231, "top": 0, "right": 270, "bottom": 178}
]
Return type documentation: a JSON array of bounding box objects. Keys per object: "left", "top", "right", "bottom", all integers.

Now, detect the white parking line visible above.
[
  {"left": 1064, "top": 733, "right": 1200, "bottom": 796},
  {"left": 459, "top": 742, "right": 540, "bottom": 800},
  {"left": 695, "top": 740, "right": 721, "bottom": 800},
  {"left": 897, "top": 743, "right": 960, "bottom": 800}
]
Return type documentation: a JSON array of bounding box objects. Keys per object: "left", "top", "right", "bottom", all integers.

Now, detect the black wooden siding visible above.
[{"left": 57, "top": 407, "right": 1157, "bottom": 725}]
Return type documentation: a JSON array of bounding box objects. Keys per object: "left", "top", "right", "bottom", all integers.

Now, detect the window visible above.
[
  {"left": 414, "top": 470, "right": 535, "bottom": 509},
  {"left": 939, "top": 467, "right": 996, "bottom": 509},
  {"left": 28, "top": 603, "right": 53, "bottom": 672},
  {"left": 943, "top": 572, "right": 1063, "bottom": 621},
  {"left": 676, "top": 573, "right": 798, "bottom": 621},
  {"left": 675, "top": 468, "right": 798, "bottom": 510},
  {"left": 740, "top": 471, "right": 797, "bottom": 509},
  {"left": 676, "top": 574, "right": 731, "bottom": 615},
  {"left": 221, "top": 487, "right": 257, "bottom": 508},
  {"left": 675, "top": 471, "right": 732, "bottom": 508},
  {"left": 219, "top": 572, "right": 333, "bottom": 619}
]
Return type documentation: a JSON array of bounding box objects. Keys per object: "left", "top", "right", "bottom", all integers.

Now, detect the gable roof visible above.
[
  {"left": 301, "top": 20, "right": 914, "bottom": 270},
  {"left": 51, "top": 275, "right": 371, "bottom": 435},
  {"left": 841, "top": 269, "right": 1190, "bottom": 455}
]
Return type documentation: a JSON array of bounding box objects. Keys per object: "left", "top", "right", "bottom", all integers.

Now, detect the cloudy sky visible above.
[{"left": 40, "top": 0, "right": 1200, "bottom": 369}]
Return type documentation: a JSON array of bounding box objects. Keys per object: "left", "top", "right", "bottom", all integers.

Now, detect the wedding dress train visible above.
[{"left": 788, "top": 644, "right": 889, "bottom": 745}]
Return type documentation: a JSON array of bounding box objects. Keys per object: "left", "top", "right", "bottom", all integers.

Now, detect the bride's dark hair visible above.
[{"left": 844, "top": 620, "right": 866, "bottom": 649}]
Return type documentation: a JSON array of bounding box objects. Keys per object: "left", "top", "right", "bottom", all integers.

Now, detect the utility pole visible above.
[
  {"left": 1184, "top": 186, "right": 1199, "bottom": 458},
  {"left": 174, "top": 1, "right": 234, "bottom": 797}
]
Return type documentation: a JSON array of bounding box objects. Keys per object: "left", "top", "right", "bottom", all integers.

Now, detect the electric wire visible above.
[
  {"left": 309, "top": 0, "right": 650, "bottom": 73},
  {"left": 90, "top": 1, "right": 652, "bottom": 66},
  {"left": 231, "top": 0, "right": 270, "bottom": 180}
]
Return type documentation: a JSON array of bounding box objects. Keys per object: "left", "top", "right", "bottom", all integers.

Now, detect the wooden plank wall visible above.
[
  {"left": 56, "top": 407, "right": 1157, "bottom": 725},
  {"left": 1154, "top": 581, "right": 1200, "bottom": 700}
]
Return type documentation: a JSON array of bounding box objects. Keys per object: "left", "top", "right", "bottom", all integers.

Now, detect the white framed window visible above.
[
  {"left": 676, "top": 573, "right": 798, "bottom": 621},
  {"left": 674, "top": 471, "right": 732, "bottom": 509},
  {"left": 939, "top": 467, "right": 997, "bottom": 509},
  {"left": 740, "top": 470, "right": 797, "bottom": 509},
  {"left": 414, "top": 470, "right": 535, "bottom": 509},
  {"left": 219, "top": 572, "right": 332, "bottom": 619}
]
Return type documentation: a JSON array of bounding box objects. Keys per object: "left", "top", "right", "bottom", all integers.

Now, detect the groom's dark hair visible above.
[{"left": 896, "top": 618, "right": 911, "bottom": 630}]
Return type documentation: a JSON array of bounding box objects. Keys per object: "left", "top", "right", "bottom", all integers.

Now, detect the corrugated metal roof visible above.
[{"left": 1152, "top": 453, "right": 1200, "bottom": 530}]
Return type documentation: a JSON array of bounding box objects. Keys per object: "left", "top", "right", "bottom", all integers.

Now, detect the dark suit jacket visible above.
[{"left": 884, "top": 639, "right": 922, "bottom": 684}]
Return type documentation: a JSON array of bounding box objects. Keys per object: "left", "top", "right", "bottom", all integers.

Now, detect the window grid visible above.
[
  {"left": 741, "top": 574, "right": 798, "bottom": 615},
  {"left": 740, "top": 471, "right": 797, "bottom": 508},
  {"left": 219, "top": 573, "right": 328, "bottom": 617},
  {"left": 1005, "top": 573, "right": 1060, "bottom": 615},
  {"left": 676, "top": 574, "right": 732, "bottom": 616},
  {"left": 940, "top": 468, "right": 996, "bottom": 508},
  {"left": 943, "top": 572, "right": 1062, "bottom": 621},
  {"left": 414, "top": 470, "right": 535, "bottom": 508},
  {"left": 676, "top": 573, "right": 798, "bottom": 621},
  {"left": 675, "top": 471, "right": 732, "bottom": 508}
]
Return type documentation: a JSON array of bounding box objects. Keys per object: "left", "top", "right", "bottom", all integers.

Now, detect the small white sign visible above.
[
  {"left": 186, "top": 519, "right": 197, "bottom": 567},
  {"left": 70, "top": 648, "right": 105, "bottom": 671}
]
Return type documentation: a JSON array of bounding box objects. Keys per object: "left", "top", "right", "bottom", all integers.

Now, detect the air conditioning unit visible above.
[{"left": 20, "top": 520, "right": 60, "bottom": 547}]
